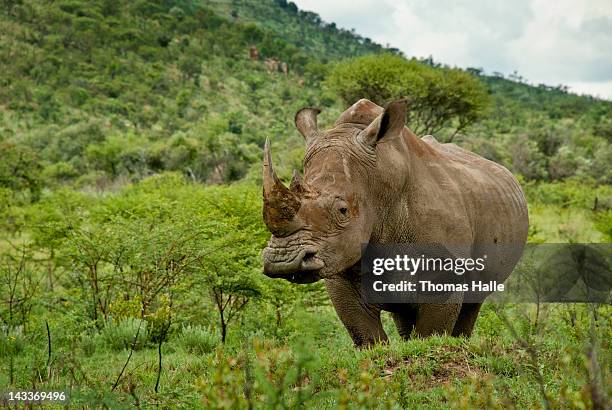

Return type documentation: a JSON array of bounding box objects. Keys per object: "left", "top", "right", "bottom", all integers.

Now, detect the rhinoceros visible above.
[{"left": 262, "top": 99, "right": 528, "bottom": 347}]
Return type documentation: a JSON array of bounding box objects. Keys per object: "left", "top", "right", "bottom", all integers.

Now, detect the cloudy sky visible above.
[{"left": 293, "top": 0, "right": 612, "bottom": 99}]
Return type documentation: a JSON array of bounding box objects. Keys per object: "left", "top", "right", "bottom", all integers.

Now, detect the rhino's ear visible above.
[
  {"left": 357, "top": 99, "right": 407, "bottom": 147},
  {"left": 295, "top": 107, "right": 321, "bottom": 145}
]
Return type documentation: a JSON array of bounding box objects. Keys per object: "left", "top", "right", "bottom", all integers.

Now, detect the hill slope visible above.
[{"left": 0, "top": 0, "right": 611, "bottom": 197}]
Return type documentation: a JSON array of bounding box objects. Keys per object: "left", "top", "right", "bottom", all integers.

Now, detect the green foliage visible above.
[
  {"left": 0, "top": 252, "right": 40, "bottom": 331},
  {"left": 525, "top": 179, "right": 611, "bottom": 209},
  {"left": 209, "top": 0, "right": 387, "bottom": 62},
  {"left": 177, "top": 325, "right": 219, "bottom": 355},
  {"left": 0, "top": 141, "right": 42, "bottom": 202},
  {"left": 0, "top": 331, "right": 26, "bottom": 358},
  {"left": 326, "top": 54, "right": 412, "bottom": 104},
  {"left": 595, "top": 211, "right": 612, "bottom": 242},
  {"left": 85, "top": 133, "right": 149, "bottom": 178},
  {"left": 97, "top": 317, "right": 148, "bottom": 352},
  {"left": 0, "top": 0, "right": 610, "bottom": 191},
  {"left": 326, "top": 53, "right": 491, "bottom": 139},
  {"left": 0, "top": 0, "right": 343, "bottom": 188}
]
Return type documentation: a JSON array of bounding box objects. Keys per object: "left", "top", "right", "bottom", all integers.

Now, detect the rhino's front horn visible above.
[
  {"left": 295, "top": 107, "right": 321, "bottom": 145},
  {"left": 262, "top": 138, "right": 301, "bottom": 236}
]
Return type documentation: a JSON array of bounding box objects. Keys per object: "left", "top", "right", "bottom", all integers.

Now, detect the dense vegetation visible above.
[
  {"left": 2, "top": 0, "right": 611, "bottom": 192},
  {"left": 0, "top": 0, "right": 610, "bottom": 408},
  {"left": 1, "top": 176, "right": 610, "bottom": 407}
]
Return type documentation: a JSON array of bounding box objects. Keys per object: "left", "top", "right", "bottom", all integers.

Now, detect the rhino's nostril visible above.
[
  {"left": 300, "top": 251, "right": 324, "bottom": 271},
  {"left": 303, "top": 251, "right": 317, "bottom": 262}
]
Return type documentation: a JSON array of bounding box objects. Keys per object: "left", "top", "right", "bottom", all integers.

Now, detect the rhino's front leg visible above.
[{"left": 324, "top": 275, "right": 388, "bottom": 348}]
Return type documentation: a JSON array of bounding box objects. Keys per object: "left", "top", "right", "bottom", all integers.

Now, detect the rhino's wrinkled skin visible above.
[{"left": 262, "top": 99, "right": 529, "bottom": 347}]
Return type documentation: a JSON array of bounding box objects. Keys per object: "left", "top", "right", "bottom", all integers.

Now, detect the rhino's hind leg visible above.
[
  {"left": 451, "top": 303, "right": 483, "bottom": 337},
  {"left": 414, "top": 303, "right": 462, "bottom": 337},
  {"left": 391, "top": 306, "right": 418, "bottom": 340},
  {"left": 325, "top": 276, "right": 388, "bottom": 348}
]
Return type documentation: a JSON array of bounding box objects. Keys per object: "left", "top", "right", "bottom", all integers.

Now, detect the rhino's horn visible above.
[
  {"left": 295, "top": 107, "right": 321, "bottom": 144},
  {"left": 289, "top": 169, "right": 306, "bottom": 194},
  {"left": 263, "top": 138, "right": 301, "bottom": 236}
]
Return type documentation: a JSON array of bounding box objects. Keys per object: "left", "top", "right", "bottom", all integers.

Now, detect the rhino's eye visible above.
[{"left": 334, "top": 198, "right": 349, "bottom": 220}]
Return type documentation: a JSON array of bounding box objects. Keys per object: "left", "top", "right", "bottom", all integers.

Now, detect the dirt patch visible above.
[{"left": 382, "top": 345, "right": 484, "bottom": 389}]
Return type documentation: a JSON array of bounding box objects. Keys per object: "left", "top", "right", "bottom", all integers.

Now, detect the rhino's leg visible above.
[
  {"left": 325, "top": 276, "right": 388, "bottom": 348},
  {"left": 451, "top": 303, "right": 483, "bottom": 337},
  {"left": 391, "top": 306, "right": 418, "bottom": 340},
  {"left": 414, "top": 303, "right": 462, "bottom": 337}
]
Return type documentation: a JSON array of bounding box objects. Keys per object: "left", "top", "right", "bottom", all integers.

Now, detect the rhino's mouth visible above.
[
  {"left": 262, "top": 244, "right": 325, "bottom": 284},
  {"left": 284, "top": 269, "right": 321, "bottom": 284}
]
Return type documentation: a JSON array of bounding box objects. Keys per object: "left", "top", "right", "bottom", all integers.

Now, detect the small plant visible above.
[
  {"left": 176, "top": 325, "right": 219, "bottom": 355},
  {"left": 79, "top": 333, "right": 97, "bottom": 357},
  {"left": 0, "top": 330, "right": 25, "bottom": 358},
  {"left": 97, "top": 318, "right": 148, "bottom": 352},
  {"left": 594, "top": 210, "right": 612, "bottom": 241}
]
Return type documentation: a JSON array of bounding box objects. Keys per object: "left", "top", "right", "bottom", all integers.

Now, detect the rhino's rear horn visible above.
[
  {"left": 295, "top": 107, "right": 321, "bottom": 145},
  {"left": 263, "top": 138, "right": 301, "bottom": 236},
  {"left": 289, "top": 169, "right": 306, "bottom": 194}
]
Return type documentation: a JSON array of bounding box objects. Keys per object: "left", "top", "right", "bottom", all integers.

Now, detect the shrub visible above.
[
  {"left": 176, "top": 325, "right": 219, "bottom": 354},
  {"left": 594, "top": 211, "right": 612, "bottom": 242},
  {"left": 526, "top": 179, "right": 604, "bottom": 208},
  {"left": 80, "top": 334, "right": 98, "bottom": 357},
  {"left": 0, "top": 331, "right": 26, "bottom": 358},
  {"left": 97, "top": 318, "right": 148, "bottom": 352},
  {"left": 507, "top": 134, "right": 548, "bottom": 180}
]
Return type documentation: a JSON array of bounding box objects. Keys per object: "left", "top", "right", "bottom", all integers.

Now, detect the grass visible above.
[{"left": 1, "top": 302, "right": 609, "bottom": 408}]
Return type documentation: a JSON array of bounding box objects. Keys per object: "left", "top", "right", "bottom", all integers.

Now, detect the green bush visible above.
[
  {"left": 97, "top": 318, "right": 148, "bottom": 352},
  {"left": 176, "top": 325, "right": 219, "bottom": 354},
  {"left": 80, "top": 333, "right": 98, "bottom": 357},
  {"left": 0, "top": 331, "right": 26, "bottom": 358},
  {"left": 525, "top": 179, "right": 609, "bottom": 208},
  {"left": 594, "top": 211, "right": 612, "bottom": 241}
]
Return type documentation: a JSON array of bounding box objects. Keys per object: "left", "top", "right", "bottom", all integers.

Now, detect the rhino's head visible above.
[{"left": 262, "top": 99, "right": 408, "bottom": 283}]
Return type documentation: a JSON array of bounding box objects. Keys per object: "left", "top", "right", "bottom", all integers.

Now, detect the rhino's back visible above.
[
  {"left": 418, "top": 135, "right": 528, "bottom": 281},
  {"left": 421, "top": 135, "right": 528, "bottom": 245}
]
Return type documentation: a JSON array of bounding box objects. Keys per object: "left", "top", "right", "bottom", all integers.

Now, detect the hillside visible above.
[
  {"left": 1, "top": 0, "right": 611, "bottom": 197},
  {"left": 207, "top": 0, "right": 390, "bottom": 60}
]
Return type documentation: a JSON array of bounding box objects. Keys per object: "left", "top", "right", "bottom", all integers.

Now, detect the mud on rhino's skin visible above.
[{"left": 261, "top": 98, "right": 529, "bottom": 348}]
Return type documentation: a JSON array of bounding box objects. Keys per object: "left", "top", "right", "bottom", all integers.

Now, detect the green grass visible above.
[{"left": 1, "top": 303, "right": 609, "bottom": 408}]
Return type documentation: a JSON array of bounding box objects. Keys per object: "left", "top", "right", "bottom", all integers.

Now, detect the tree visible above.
[
  {"left": 205, "top": 263, "right": 260, "bottom": 344},
  {"left": 85, "top": 133, "right": 150, "bottom": 178},
  {"left": 286, "top": 2, "right": 298, "bottom": 13},
  {"left": 326, "top": 54, "right": 491, "bottom": 140},
  {"left": 0, "top": 142, "right": 43, "bottom": 202},
  {"left": 0, "top": 251, "right": 41, "bottom": 332},
  {"left": 191, "top": 184, "right": 268, "bottom": 343}
]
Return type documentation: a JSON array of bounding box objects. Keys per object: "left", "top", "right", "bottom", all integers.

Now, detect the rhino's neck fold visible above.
[{"left": 369, "top": 128, "right": 433, "bottom": 244}]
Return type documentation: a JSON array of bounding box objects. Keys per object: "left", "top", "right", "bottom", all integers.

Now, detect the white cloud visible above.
[
  {"left": 293, "top": 0, "right": 612, "bottom": 99},
  {"left": 567, "top": 81, "right": 612, "bottom": 99}
]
